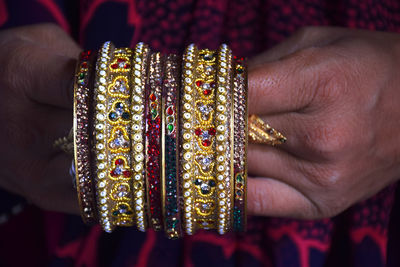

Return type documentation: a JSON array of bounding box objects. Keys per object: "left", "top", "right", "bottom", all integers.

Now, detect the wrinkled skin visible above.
[
  {"left": 247, "top": 26, "right": 400, "bottom": 219},
  {"left": 0, "top": 24, "right": 80, "bottom": 213},
  {"left": 0, "top": 24, "right": 399, "bottom": 219}
]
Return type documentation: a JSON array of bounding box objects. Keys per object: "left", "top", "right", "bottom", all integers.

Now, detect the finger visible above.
[
  {"left": 249, "top": 113, "right": 301, "bottom": 151},
  {"left": 252, "top": 113, "right": 318, "bottom": 160},
  {"left": 248, "top": 52, "right": 319, "bottom": 115},
  {"left": 4, "top": 23, "right": 81, "bottom": 58},
  {"left": 37, "top": 108, "right": 72, "bottom": 153},
  {"left": 247, "top": 177, "right": 318, "bottom": 219},
  {"left": 35, "top": 154, "right": 79, "bottom": 214},
  {"left": 2, "top": 43, "right": 77, "bottom": 109},
  {"left": 248, "top": 144, "right": 311, "bottom": 191},
  {"left": 30, "top": 49, "right": 77, "bottom": 109},
  {"left": 248, "top": 26, "right": 359, "bottom": 68}
]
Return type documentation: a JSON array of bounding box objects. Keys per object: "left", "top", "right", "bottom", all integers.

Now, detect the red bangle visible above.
[{"left": 145, "top": 52, "right": 164, "bottom": 230}]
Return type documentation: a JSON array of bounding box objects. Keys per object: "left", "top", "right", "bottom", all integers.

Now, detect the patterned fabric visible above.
[{"left": 0, "top": 0, "right": 400, "bottom": 266}]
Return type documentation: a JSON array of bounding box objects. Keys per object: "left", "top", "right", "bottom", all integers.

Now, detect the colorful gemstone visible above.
[
  {"left": 236, "top": 64, "right": 244, "bottom": 74},
  {"left": 149, "top": 93, "right": 157, "bottom": 101},
  {"left": 121, "top": 112, "right": 130, "bottom": 120},
  {"left": 167, "top": 106, "right": 174, "bottom": 115},
  {"left": 196, "top": 80, "right": 203, "bottom": 87},
  {"left": 209, "top": 180, "right": 216, "bottom": 187},
  {"left": 151, "top": 109, "right": 158, "bottom": 119},
  {"left": 208, "top": 127, "right": 216, "bottom": 135},
  {"left": 167, "top": 124, "right": 174, "bottom": 133},
  {"left": 200, "top": 183, "right": 210, "bottom": 194},
  {"left": 202, "top": 139, "right": 211, "bottom": 147},
  {"left": 195, "top": 128, "right": 202, "bottom": 136},
  {"left": 203, "top": 53, "right": 214, "bottom": 61},
  {"left": 109, "top": 112, "right": 118, "bottom": 121},
  {"left": 123, "top": 170, "right": 131, "bottom": 178},
  {"left": 203, "top": 89, "right": 211, "bottom": 95}
]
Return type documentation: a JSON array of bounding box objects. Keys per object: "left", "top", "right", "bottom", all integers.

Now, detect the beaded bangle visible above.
[
  {"left": 162, "top": 54, "right": 182, "bottom": 239},
  {"left": 145, "top": 52, "right": 164, "bottom": 231},
  {"left": 181, "top": 44, "right": 198, "bottom": 235},
  {"left": 93, "top": 41, "right": 114, "bottom": 232},
  {"left": 192, "top": 48, "right": 219, "bottom": 232},
  {"left": 73, "top": 50, "right": 97, "bottom": 224},
  {"left": 106, "top": 47, "right": 135, "bottom": 227},
  {"left": 70, "top": 41, "right": 250, "bottom": 236},
  {"left": 131, "top": 42, "right": 150, "bottom": 232},
  {"left": 215, "top": 44, "right": 234, "bottom": 234},
  {"left": 232, "top": 57, "right": 248, "bottom": 231}
]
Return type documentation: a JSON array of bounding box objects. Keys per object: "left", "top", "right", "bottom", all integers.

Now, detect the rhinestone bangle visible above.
[
  {"left": 145, "top": 52, "right": 164, "bottom": 231},
  {"left": 131, "top": 42, "right": 150, "bottom": 232},
  {"left": 73, "top": 50, "right": 97, "bottom": 224},
  {"left": 71, "top": 41, "right": 250, "bottom": 238},
  {"left": 93, "top": 41, "right": 114, "bottom": 232},
  {"left": 162, "top": 54, "right": 182, "bottom": 239},
  {"left": 233, "top": 57, "right": 248, "bottom": 231},
  {"left": 215, "top": 44, "right": 234, "bottom": 234},
  {"left": 180, "top": 44, "right": 198, "bottom": 235}
]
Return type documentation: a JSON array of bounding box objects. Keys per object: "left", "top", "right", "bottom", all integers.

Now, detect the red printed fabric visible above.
[{"left": 1, "top": 0, "right": 400, "bottom": 266}]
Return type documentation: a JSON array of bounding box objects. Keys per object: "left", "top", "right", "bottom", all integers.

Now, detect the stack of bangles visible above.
[{"left": 67, "top": 41, "right": 286, "bottom": 239}]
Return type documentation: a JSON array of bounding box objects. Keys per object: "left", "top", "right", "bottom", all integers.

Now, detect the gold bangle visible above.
[
  {"left": 93, "top": 41, "right": 114, "bottom": 232},
  {"left": 191, "top": 47, "right": 219, "bottom": 232},
  {"left": 65, "top": 41, "right": 255, "bottom": 237},
  {"left": 106, "top": 47, "right": 135, "bottom": 227},
  {"left": 180, "top": 44, "right": 198, "bottom": 235},
  {"left": 215, "top": 44, "right": 234, "bottom": 234},
  {"left": 130, "top": 42, "right": 150, "bottom": 232}
]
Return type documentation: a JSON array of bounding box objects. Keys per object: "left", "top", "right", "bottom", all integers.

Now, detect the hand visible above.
[
  {"left": 247, "top": 27, "right": 400, "bottom": 219},
  {"left": 0, "top": 24, "right": 81, "bottom": 213}
]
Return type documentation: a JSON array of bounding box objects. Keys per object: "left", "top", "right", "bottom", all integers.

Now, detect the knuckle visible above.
[
  {"left": 303, "top": 162, "right": 343, "bottom": 189},
  {"left": 250, "top": 183, "right": 269, "bottom": 215},
  {"left": 315, "top": 194, "right": 348, "bottom": 218},
  {"left": 26, "top": 23, "right": 65, "bottom": 39},
  {"left": 0, "top": 41, "right": 33, "bottom": 94},
  {"left": 304, "top": 122, "right": 353, "bottom": 159},
  {"left": 294, "top": 26, "right": 320, "bottom": 41}
]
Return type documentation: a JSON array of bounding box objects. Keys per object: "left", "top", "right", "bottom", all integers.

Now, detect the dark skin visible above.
[{"left": 1, "top": 24, "right": 399, "bottom": 219}]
